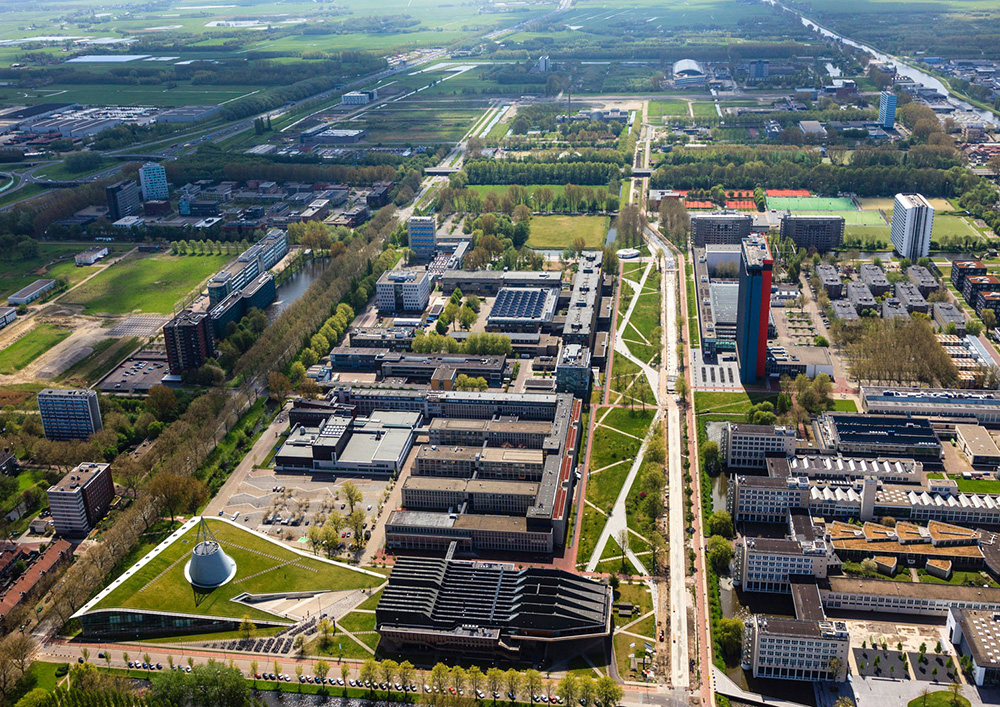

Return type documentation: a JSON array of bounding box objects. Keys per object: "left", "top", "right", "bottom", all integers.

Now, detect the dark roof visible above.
[{"left": 376, "top": 557, "right": 609, "bottom": 639}]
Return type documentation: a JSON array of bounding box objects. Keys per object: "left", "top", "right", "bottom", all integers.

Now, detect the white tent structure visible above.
[{"left": 184, "top": 517, "right": 237, "bottom": 589}]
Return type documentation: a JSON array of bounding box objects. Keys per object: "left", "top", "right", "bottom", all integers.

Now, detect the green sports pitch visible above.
[
  {"left": 796, "top": 210, "right": 886, "bottom": 225},
  {"left": 766, "top": 196, "right": 856, "bottom": 211}
]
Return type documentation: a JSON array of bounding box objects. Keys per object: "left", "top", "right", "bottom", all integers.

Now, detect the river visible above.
[
  {"left": 764, "top": 0, "right": 998, "bottom": 126},
  {"left": 269, "top": 259, "right": 329, "bottom": 317}
]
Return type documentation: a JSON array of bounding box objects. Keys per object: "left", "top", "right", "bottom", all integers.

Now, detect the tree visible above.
[
  {"left": 342, "top": 481, "right": 363, "bottom": 513},
  {"left": 268, "top": 371, "right": 293, "bottom": 401},
  {"left": 579, "top": 677, "right": 595, "bottom": 706},
  {"left": 149, "top": 472, "right": 207, "bottom": 524},
  {"left": 341, "top": 663, "right": 350, "bottom": 687},
  {"left": 315, "top": 660, "right": 330, "bottom": 685},
  {"left": 948, "top": 681, "right": 962, "bottom": 705},
  {"left": 701, "top": 440, "right": 722, "bottom": 473},
  {"left": 982, "top": 308, "right": 997, "bottom": 331},
  {"left": 459, "top": 305, "right": 477, "bottom": 330},
  {"left": 295, "top": 664, "right": 304, "bottom": 690},
  {"left": 594, "top": 676, "right": 623, "bottom": 707},
  {"left": 290, "top": 361, "right": 307, "bottom": 383},
  {"left": 380, "top": 659, "right": 398, "bottom": 696},
  {"left": 432, "top": 663, "right": 450, "bottom": 693},
  {"left": 318, "top": 618, "right": 334, "bottom": 649},
  {"left": 487, "top": 668, "right": 504, "bottom": 701},
  {"left": 828, "top": 657, "right": 844, "bottom": 680},
  {"left": 525, "top": 670, "right": 543, "bottom": 703},
  {"left": 556, "top": 675, "right": 579, "bottom": 707},
  {"left": 505, "top": 669, "right": 521, "bottom": 703},
  {"left": 717, "top": 618, "right": 744, "bottom": 665},
  {"left": 616, "top": 528, "right": 631, "bottom": 574},
  {"left": 240, "top": 614, "right": 256, "bottom": 641},
  {"left": 708, "top": 510, "right": 734, "bottom": 538},
  {"left": 860, "top": 557, "right": 878, "bottom": 575},
  {"left": 360, "top": 658, "right": 379, "bottom": 696},
  {"left": 146, "top": 385, "right": 178, "bottom": 421},
  {"left": 707, "top": 535, "right": 733, "bottom": 574},
  {"left": 452, "top": 666, "right": 468, "bottom": 695},
  {"left": 398, "top": 661, "right": 415, "bottom": 691},
  {"left": 468, "top": 666, "right": 484, "bottom": 697}
]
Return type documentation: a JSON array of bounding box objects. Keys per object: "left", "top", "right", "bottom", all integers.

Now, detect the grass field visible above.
[
  {"left": 845, "top": 225, "right": 891, "bottom": 246},
  {"left": 527, "top": 215, "right": 610, "bottom": 249},
  {"left": 90, "top": 519, "right": 380, "bottom": 624},
  {"left": 63, "top": 253, "right": 228, "bottom": 314},
  {"left": 860, "top": 196, "right": 955, "bottom": 211},
  {"left": 767, "top": 196, "right": 856, "bottom": 211},
  {"left": 907, "top": 692, "right": 970, "bottom": 707},
  {"left": 59, "top": 337, "right": 139, "bottom": 387},
  {"left": 0, "top": 243, "right": 127, "bottom": 299},
  {"left": 0, "top": 325, "right": 70, "bottom": 374},
  {"left": 648, "top": 99, "right": 689, "bottom": 120},
  {"left": 932, "top": 215, "right": 981, "bottom": 240},
  {"left": 692, "top": 101, "right": 719, "bottom": 118},
  {"left": 467, "top": 184, "right": 568, "bottom": 203},
  {"left": 796, "top": 209, "right": 886, "bottom": 225}
]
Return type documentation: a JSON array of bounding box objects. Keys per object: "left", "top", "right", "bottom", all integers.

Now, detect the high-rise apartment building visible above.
[
  {"left": 106, "top": 180, "right": 141, "bottom": 221},
  {"left": 138, "top": 162, "right": 168, "bottom": 201},
  {"left": 878, "top": 90, "right": 897, "bottom": 129},
  {"left": 408, "top": 216, "right": 436, "bottom": 260},
  {"left": 163, "top": 309, "right": 216, "bottom": 374},
  {"left": 735, "top": 236, "right": 773, "bottom": 384},
  {"left": 38, "top": 388, "right": 103, "bottom": 441},
  {"left": 47, "top": 462, "right": 114, "bottom": 537},
  {"left": 890, "top": 193, "right": 934, "bottom": 260}
]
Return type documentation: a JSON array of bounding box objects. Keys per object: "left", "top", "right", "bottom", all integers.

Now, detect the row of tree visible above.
[{"left": 463, "top": 160, "right": 624, "bottom": 187}]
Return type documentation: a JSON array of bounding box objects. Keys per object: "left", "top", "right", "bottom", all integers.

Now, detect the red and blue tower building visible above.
[{"left": 735, "top": 236, "right": 773, "bottom": 384}]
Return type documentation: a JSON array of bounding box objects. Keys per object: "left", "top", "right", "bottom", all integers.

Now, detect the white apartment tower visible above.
[
  {"left": 890, "top": 193, "right": 934, "bottom": 260},
  {"left": 138, "top": 162, "right": 169, "bottom": 202}
]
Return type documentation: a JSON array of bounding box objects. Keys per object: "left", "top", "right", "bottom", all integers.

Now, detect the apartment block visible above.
[
  {"left": 38, "top": 388, "right": 103, "bottom": 441},
  {"left": 47, "top": 462, "right": 114, "bottom": 537}
]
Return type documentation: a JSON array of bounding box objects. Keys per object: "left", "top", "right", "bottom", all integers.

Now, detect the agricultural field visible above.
[
  {"left": 88, "top": 519, "right": 381, "bottom": 624},
  {"left": 0, "top": 325, "right": 71, "bottom": 374},
  {"left": 62, "top": 253, "right": 228, "bottom": 314},
  {"left": 526, "top": 215, "right": 610, "bottom": 249}
]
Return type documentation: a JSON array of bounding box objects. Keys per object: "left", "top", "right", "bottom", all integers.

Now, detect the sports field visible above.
[
  {"left": 844, "top": 225, "right": 891, "bottom": 247},
  {"left": 63, "top": 253, "right": 228, "bottom": 314},
  {"left": 932, "top": 215, "right": 981, "bottom": 240},
  {"left": 527, "top": 215, "right": 610, "bottom": 249},
  {"left": 648, "top": 99, "right": 689, "bottom": 120},
  {"left": 860, "top": 196, "right": 955, "bottom": 211},
  {"left": 0, "top": 325, "right": 70, "bottom": 374},
  {"left": 767, "top": 196, "right": 856, "bottom": 211},
  {"left": 798, "top": 209, "right": 886, "bottom": 225},
  {"left": 88, "top": 519, "right": 380, "bottom": 624}
]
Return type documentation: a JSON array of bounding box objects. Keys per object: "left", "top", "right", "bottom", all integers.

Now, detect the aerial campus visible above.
[{"left": 6, "top": 3, "right": 1000, "bottom": 707}]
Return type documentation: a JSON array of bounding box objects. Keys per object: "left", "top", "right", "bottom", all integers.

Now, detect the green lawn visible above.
[
  {"left": 0, "top": 324, "right": 70, "bottom": 374},
  {"left": 691, "top": 102, "right": 719, "bottom": 118},
  {"left": 527, "top": 215, "right": 609, "bottom": 250},
  {"left": 648, "top": 99, "right": 690, "bottom": 120},
  {"left": 338, "top": 611, "right": 377, "bottom": 634},
  {"left": 599, "top": 407, "right": 655, "bottom": 440},
  {"left": 932, "top": 215, "right": 981, "bottom": 240},
  {"left": 917, "top": 569, "right": 999, "bottom": 587},
  {"left": 0, "top": 243, "right": 125, "bottom": 299},
  {"left": 694, "top": 391, "right": 778, "bottom": 414},
  {"left": 832, "top": 399, "right": 859, "bottom": 412},
  {"left": 63, "top": 253, "right": 228, "bottom": 314},
  {"left": 89, "top": 519, "right": 380, "bottom": 625},
  {"left": 907, "top": 692, "right": 970, "bottom": 707},
  {"left": 576, "top": 505, "right": 608, "bottom": 569},
  {"left": 844, "top": 224, "right": 891, "bottom": 247},
  {"left": 355, "top": 588, "right": 383, "bottom": 611}
]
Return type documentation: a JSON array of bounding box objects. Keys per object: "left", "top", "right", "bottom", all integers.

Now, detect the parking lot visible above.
[{"left": 96, "top": 352, "right": 170, "bottom": 393}]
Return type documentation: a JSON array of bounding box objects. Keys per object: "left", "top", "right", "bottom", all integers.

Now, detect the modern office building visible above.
[
  {"left": 38, "top": 388, "right": 103, "bottom": 441},
  {"left": 878, "top": 90, "right": 897, "bottom": 129},
  {"left": 438, "top": 270, "right": 562, "bottom": 296},
  {"left": 743, "top": 609, "right": 850, "bottom": 682},
  {"left": 408, "top": 216, "right": 436, "bottom": 260},
  {"left": 206, "top": 229, "right": 289, "bottom": 306},
  {"left": 948, "top": 608, "right": 1000, "bottom": 687},
  {"left": 690, "top": 211, "right": 754, "bottom": 246},
  {"left": 862, "top": 386, "right": 1000, "bottom": 424},
  {"left": 341, "top": 89, "right": 378, "bottom": 105},
  {"left": 563, "top": 250, "right": 603, "bottom": 347},
  {"left": 138, "top": 162, "right": 168, "bottom": 201},
  {"left": 163, "top": 309, "right": 216, "bottom": 374},
  {"left": 106, "top": 180, "right": 141, "bottom": 222},
  {"left": 375, "top": 271, "right": 431, "bottom": 313},
  {"left": 735, "top": 533, "right": 836, "bottom": 593},
  {"left": 208, "top": 273, "right": 277, "bottom": 339},
  {"left": 46, "top": 462, "right": 114, "bottom": 537},
  {"left": 890, "top": 193, "right": 934, "bottom": 260},
  {"left": 376, "top": 557, "right": 611, "bottom": 660},
  {"left": 486, "top": 288, "right": 558, "bottom": 332},
  {"left": 735, "top": 236, "right": 773, "bottom": 384},
  {"left": 555, "top": 343, "right": 592, "bottom": 397},
  {"left": 779, "top": 215, "right": 844, "bottom": 252},
  {"left": 721, "top": 423, "right": 796, "bottom": 469}
]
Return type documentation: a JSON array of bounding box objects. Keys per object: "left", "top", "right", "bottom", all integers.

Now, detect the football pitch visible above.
[{"left": 767, "top": 196, "right": 856, "bottom": 211}]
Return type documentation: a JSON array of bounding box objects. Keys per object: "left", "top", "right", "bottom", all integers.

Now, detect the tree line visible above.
[{"left": 463, "top": 159, "right": 624, "bottom": 187}]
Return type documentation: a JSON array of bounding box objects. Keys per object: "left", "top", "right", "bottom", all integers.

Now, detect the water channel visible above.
[{"left": 269, "top": 258, "right": 329, "bottom": 317}]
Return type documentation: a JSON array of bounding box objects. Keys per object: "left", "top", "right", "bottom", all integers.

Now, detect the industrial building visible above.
[
  {"left": 38, "top": 388, "right": 103, "bottom": 441},
  {"left": 46, "top": 462, "right": 114, "bottom": 537},
  {"left": 342, "top": 89, "right": 378, "bottom": 105},
  {"left": 75, "top": 246, "right": 108, "bottom": 266},
  {"left": 0, "top": 307, "right": 16, "bottom": 331},
  {"left": 779, "top": 214, "right": 844, "bottom": 252},
  {"left": 735, "top": 236, "right": 773, "bottom": 384},
  {"left": 563, "top": 250, "right": 603, "bottom": 348},
  {"left": 349, "top": 326, "right": 416, "bottom": 351},
  {"left": 375, "top": 270, "right": 431, "bottom": 313},
  {"left": 890, "top": 193, "right": 935, "bottom": 260},
  {"left": 8, "top": 279, "right": 55, "bottom": 306},
  {"left": 376, "top": 557, "right": 611, "bottom": 660},
  {"left": 163, "top": 309, "right": 216, "bottom": 374}
]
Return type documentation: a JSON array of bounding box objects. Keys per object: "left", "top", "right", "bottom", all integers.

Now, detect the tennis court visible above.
[
  {"left": 797, "top": 210, "right": 886, "bottom": 225},
  {"left": 767, "top": 196, "right": 856, "bottom": 211}
]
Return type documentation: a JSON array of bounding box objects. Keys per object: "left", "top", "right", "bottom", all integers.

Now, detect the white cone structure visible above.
[{"left": 184, "top": 518, "right": 237, "bottom": 589}]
